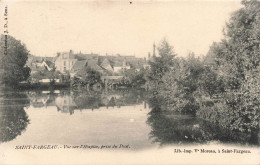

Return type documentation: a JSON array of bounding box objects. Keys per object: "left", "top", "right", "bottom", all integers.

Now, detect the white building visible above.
[{"left": 54, "top": 50, "right": 77, "bottom": 74}]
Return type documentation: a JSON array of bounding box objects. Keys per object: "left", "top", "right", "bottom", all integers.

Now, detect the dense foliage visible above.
[
  {"left": 147, "top": 0, "right": 260, "bottom": 134},
  {"left": 203, "top": 0, "right": 260, "bottom": 132},
  {"left": 71, "top": 67, "right": 102, "bottom": 89},
  {"left": 148, "top": 38, "right": 176, "bottom": 89},
  {"left": 0, "top": 35, "right": 31, "bottom": 86},
  {"left": 147, "top": 96, "right": 259, "bottom": 146},
  {"left": 0, "top": 91, "right": 30, "bottom": 143},
  {"left": 30, "top": 69, "right": 61, "bottom": 83},
  {"left": 121, "top": 67, "right": 148, "bottom": 88}
]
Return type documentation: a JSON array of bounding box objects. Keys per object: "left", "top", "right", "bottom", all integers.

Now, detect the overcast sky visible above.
[{"left": 1, "top": 0, "right": 242, "bottom": 58}]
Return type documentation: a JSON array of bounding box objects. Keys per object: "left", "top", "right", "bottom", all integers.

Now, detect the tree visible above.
[
  {"left": 84, "top": 68, "right": 102, "bottom": 86},
  {"left": 210, "top": 0, "right": 260, "bottom": 90},
  {"left": 0, "top": 91, "right": 30, "bottom": 143},
  {"left": 0, "top": 35, "right": 31, "bottom": 86},
  {"left": 122, "top": 68, "right": 136, "bottom": 83},
  {"left": 200, "top": 67, "right": 224, "bottom": 97},
  {"left": 72, "top": 67, "right": 102, "bottom": 89},
  {"left": 158, "top": 54, "right": 205, "bottom": 114},
  {"left": 148, "top": 38, "right": 176, "bottom": 89},
  {"left": 29, "top": 69, "right": 61, "bottom": 84},
  {"left": 203, "top": 0, "right": 260, "bottom": 132}
]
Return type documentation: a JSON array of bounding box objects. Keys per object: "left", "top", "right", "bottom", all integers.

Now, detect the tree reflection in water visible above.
[
  {"left": 2, "top": 88, "right": 257, "bottom": 146},
  {"left": 147, "top": 96, "right": 259, "bottom": 146},
  {"left": 72, "top": 89, "right": 146, "bottom": 111},
  {"left": 26, "top": 89, "right": 147, "bottom": 113},
  {"left": 0, "top": 90, "right": 30, "bottom": 143},
  {"left": 72, "top": 90, "right": 104, "bottom": 110}
]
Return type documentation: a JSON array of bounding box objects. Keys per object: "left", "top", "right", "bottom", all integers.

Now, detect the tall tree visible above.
[
  {"left": 148, "top": 38, "right": 176, "bottom": 89},
  {"left": 0, "top": 35, "right": 31, "bottom": 86},
  {"left": 205, "top": 0, "right": 260, "bottom": 132},
  {"left": 210, "top": 0, "right": 260, "bottom": 90}
]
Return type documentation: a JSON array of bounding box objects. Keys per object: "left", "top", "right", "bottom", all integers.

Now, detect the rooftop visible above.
[
  {"left": 71, "top": 60, "right": 87, "bottom": 73},
  {"left": 44, "top": 60, "right": 55, "bottom": 68}
]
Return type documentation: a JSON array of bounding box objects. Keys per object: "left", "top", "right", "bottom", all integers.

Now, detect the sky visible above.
[{"left": 0, "top": 0, "right": 242, "bottom": 58}]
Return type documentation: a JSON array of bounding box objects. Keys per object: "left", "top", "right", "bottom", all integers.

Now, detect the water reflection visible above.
[
  {"left": 147, "top": 96, "right": 259, "bottom": 146},
  {"left": 0, "top": 90, "right": 30, "bottom": 143},
  {"left": 26, "top": 89, "right": 147, "bottom": 114},
  {"left": 0, "top": 89, "right": 259, "bottom": 147},
  {"left": 2, "top": 89, "right": 151, "bottom": 149}
]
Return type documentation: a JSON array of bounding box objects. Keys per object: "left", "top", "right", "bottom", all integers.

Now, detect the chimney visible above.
[
  {"left": 153, "top": 43, "right": 156, "bottom": 57},
  {"left": 69, "top": 50, "right": 73, "bottom": 55}
]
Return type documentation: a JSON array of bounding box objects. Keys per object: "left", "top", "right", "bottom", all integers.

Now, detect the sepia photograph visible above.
[{"left": 0, "top": 0, "right": 259, "bottom": 164}]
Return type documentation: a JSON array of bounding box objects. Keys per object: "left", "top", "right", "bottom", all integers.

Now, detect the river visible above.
[{"left": 0, "top": 89, "right": 259, "bottom": 164}]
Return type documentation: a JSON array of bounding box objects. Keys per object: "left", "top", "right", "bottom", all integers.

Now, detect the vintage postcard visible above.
[{"left": 0, "top": 0, "right": 259, "bottom": 164}]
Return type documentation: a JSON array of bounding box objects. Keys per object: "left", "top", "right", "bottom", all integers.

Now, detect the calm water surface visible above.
[{"left": 0, "top": 89, "right": 259, "bottom": 150}]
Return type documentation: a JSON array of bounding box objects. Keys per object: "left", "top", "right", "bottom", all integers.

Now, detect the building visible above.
[
  {"left": 74, "top": 52, "right": 98, "bottom": 61},
  {"left": 100, "top": 58, "right": 114, "bottom": 73},
  {"left": 55, "top": 95, "right": 77, "bottom": 115},
  {"left": 71, "top": 59, "right": 105, "bottom": 79},
  {"left": 54, "top": 50, "right": 77, "bottom": 74},
  {"left": 70, "top": 60, "right": 88, "bottom": 78},
  {"left": 29, "top": 64, "right": 46, "bottom": 74},
  {"left": 87, "top": 59, "right": 104, "bottom": 74},
  {"left": 41, "top": 60, "right": 55, "bottom": 71},
  {"left": 113, "top": 61, "right": 130, "bottom": 73}
]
